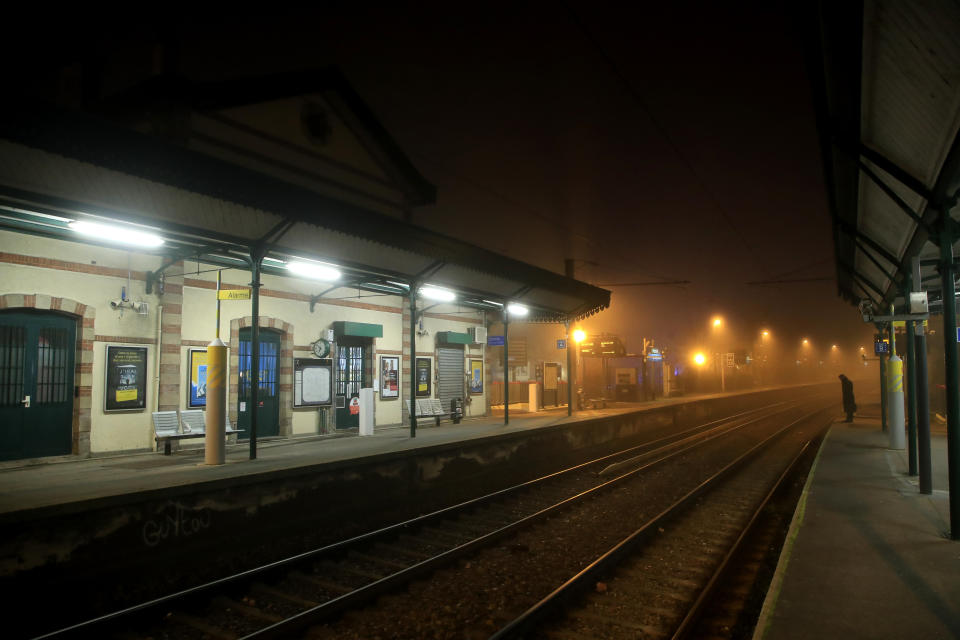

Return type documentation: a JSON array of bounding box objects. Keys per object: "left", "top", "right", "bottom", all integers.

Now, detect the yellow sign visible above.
[
  {"left": 217, "top": 289, "right": 251, "bottom": 300},
  {"left": 116, "top": 388, "right": 138, "bottom": 402},
  {"left": 892, "top": 320, "right": 927, "bottom": 328}
]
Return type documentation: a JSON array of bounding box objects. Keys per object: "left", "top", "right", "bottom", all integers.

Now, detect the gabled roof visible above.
[{"left": 98, "top": 67, "right": 437, "bottom": 206}]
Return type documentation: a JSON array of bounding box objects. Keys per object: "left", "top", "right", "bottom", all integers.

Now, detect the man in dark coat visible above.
[{"left": 838, "top": 374, "right": 856, "bottom": 422}]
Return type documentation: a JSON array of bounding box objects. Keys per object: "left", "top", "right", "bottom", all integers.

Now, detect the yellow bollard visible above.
[
  {"left": 887, "top": 355, "right": 905, "bottom": 450},
  {"left": 205, "top": 337, "right": 227, "bottom": 465}
]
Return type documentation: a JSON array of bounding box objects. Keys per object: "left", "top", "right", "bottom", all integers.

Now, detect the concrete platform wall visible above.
[{"left": 1, "top": 384, "right": 830, "bottom": 631}]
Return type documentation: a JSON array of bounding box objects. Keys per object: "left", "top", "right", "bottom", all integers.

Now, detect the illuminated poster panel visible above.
[
  {"left": 469, "top": 359, "right": 483, "bottom": 394},
  {"left": 105, "top": 345, "right": 147, "bottom": 412},
  {"left": 188, "top": 349, "right": 207, "bottom": 408},
  {"left": 415, "top": 357, "right": 432, "bottom": 397},
  {"left": 380, "top": 355, "right": 400, "bottom": 399}
]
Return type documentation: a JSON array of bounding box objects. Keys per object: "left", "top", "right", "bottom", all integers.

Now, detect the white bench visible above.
[
  {"left": 152, "top": 410, "right": 240, "bottom": 455},
  {"left": 152, "top": 410, "right": 203, "bottom": 455},
  {"left": 405, "top": 398, "right": 451, "bottom": 426},
  {"left": 180, "top": 410, "right": 241, "bottom": 439}
]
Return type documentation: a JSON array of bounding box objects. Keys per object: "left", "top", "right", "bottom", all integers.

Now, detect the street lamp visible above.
[
  {"left": 711, "top": 317, "right": 727, "bottom": 392},
  {"left": 573, "top": 329, "right": 586, "bottom": 344},
  {"left": 694, "top": 352, "right": 706, "bottom": 366}
]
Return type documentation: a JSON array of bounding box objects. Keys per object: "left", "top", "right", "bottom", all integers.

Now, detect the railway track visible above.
[
  {"left": 33, "top": 397, "right": 830, "bottom": 640},
  {"left": 491, "top": 406, "right": 831, "bottom": 640}
]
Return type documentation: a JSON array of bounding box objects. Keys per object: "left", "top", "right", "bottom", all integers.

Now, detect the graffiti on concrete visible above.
[{"left": 142, "top": 501, "right": 211, "bottom": 547}]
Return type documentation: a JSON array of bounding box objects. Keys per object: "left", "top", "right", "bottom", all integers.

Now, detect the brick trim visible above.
[
  {"left": 182, "top": 277, "right": 402, "bottom": 315},
  {"left": 0, "top": 252, "right": 148, "bottom": 281},
  {"left": 423, "top": 312, "right": 483, "bottom": 324},
  {"left": 95, "top": 335, "right": 155, "bottom": 344}
]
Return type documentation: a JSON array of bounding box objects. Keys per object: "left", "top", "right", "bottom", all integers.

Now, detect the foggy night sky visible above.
[{"left": 8, "top": 4, "right": 876, "bottom": 358}]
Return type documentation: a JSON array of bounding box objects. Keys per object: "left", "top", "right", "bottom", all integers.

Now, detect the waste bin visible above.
[{"left": 450, "top": 397, "right": 463, "bottom": 424}]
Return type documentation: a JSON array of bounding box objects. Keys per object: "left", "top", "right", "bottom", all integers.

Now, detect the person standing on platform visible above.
[{"left": 838, "top": 374, "right": 856, "bottom": 422}]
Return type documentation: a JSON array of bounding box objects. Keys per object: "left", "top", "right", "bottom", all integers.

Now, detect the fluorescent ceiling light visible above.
[
  {"left": 69, "top": 220, "right": 164, "bottom": 248},
  {"left": 482, "top": 299, "right": 504, "bottom": 307},
  {"left": 419, "top": 286, "right": 456, "bottom": 302},
  {"left": 286, "top": 260, "right": 341, "bottom": 281},
  {"left": 507, "top": 303, "right": 529, "bottom": 316}
]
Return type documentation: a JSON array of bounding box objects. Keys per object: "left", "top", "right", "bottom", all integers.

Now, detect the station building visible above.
[{"left": 0, "top": 68, "right": 609, "bottom": 462}]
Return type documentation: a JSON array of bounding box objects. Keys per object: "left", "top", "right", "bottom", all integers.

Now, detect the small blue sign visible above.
[
  {"left": 557, "top": 339, "right": 567, "bottom": 349},
  {"left": 874, "top": 340, "right": 890, "bottom": 355},
  {"left": 487, "top": 335, "right": 505, "bottom": 347},
  {"left": 956, "top": 327, "right": 960, "bottom": 343}
]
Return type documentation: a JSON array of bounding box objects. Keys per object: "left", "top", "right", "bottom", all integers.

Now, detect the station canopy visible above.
[
  {"left": 809, "top": 1, "right": 960, "bottom": 312},
  {"left": 0, "top": 68, "right": 609, "bottom": 322}
]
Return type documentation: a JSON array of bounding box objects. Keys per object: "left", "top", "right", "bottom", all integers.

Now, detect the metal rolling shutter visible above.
[{"left": 437, "top": 346, "right": 464, "bottom": 412}]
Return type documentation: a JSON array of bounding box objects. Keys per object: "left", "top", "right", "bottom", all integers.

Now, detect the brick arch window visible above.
[
  {"left": 228, "top": 316, "right": 294, "bottom": 436},
  {"left": 0, "top": 294, "right": 95, "bottom": 456}
]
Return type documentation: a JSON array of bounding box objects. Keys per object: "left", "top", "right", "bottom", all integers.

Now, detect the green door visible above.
[
  {"left": 0, "top": 311, "right": 75, "bottom": 461},
  {"left": 335, "top": 338, "right": 371, "bottom": 429},
  {"left": 237, "top": 328, "right": 281, "bottom": 439}
]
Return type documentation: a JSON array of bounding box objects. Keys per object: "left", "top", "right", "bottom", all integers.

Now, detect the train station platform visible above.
[
  {"left": 0, "top": 385, "right": 809, "bottom": 519},
  {"left": 755, "top": 404, "right": 960, "bottom": 639},
  {"left": 0, "top": 399, "right": 682, "bottom": 518}
]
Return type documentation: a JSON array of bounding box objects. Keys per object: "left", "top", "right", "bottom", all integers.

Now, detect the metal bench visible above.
[
  {"left": 405, "top": 399, "right": 451, "bottom": 426},
  {"left": 180, "top": 410, "right": 241, "bottom": 439},
  {"left": 153, "top": 410, "right": 241, "bottom": 455},
  {"left": 152, "top": 410, "right": 203, "bottom": 455}
]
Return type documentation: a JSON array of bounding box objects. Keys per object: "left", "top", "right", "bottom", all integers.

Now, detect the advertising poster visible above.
[
  {"left": 105, "top": 345, "right": 147, "bottom": 412},
  {"left": 380, "top": 355, "right": 399, "bottom": 399},
  {"left": 415, "top": 357, "right": 431, "bottom": 397},
  {"left": 188, "top": 349, "right": 208, "bottom": 407},
  {"left": 469, "top": 359, "right": 483, "bottom": 395}
]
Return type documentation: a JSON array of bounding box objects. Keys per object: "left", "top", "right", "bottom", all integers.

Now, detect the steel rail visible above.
[
  {"left": 670, "top": 440, "right": 814, "bottom": 639},
  {"left": 241, "top": 402, "right": 810, "bottom": 639},
  {"left": 488, "top": 404, "right": 832, "bottom": 640},
  {"left": 32, "top": 399, "right": 810, "bottom": 640}
]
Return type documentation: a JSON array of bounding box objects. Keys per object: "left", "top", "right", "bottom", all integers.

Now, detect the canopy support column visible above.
[
  {"left": 938, "top": 226, "right": 960, "bottom": 539},
  {"left": 503, "top": 309, "right": 509, "bottom": 426},
  {"left": 409, "top": 284, "right": 417, "bottom": 438}
]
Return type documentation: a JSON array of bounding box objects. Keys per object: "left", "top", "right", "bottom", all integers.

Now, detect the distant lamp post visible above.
[
  {"left": 694, "top": 352, "right": 706, "bottom": 366},
  {"left": 802, "top": 338, "right": 810, "bottom": 346},
  {"left": 713, "top": 317, "right": 723, "bottom": 328},
  {"left": 572, "top": 329, "right": 587, "bottom": 389}
]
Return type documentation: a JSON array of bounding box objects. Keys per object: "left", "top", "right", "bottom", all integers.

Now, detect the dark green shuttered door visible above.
[
  {"left": 237, "top": 328, "right": 281, "bottom": 438},
  {"left": 0, "top": 311, "right": 75, "bottom": 460}
]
